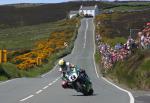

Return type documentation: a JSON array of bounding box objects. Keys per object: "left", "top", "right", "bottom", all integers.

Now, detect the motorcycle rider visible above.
[{"left": 58, "top": 59, "right": 88, "bottom": 89}]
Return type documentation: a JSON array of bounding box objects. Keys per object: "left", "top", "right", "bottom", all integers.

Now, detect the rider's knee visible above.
[{"left": 61, "top": 81, "right": 68, "bottom": 89}]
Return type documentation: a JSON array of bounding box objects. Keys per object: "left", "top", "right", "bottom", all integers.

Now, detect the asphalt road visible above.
[{"left": 0, "top": 18, "right": 146, "bottom": 103}]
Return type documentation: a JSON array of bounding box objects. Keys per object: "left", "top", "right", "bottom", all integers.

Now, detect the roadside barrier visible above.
[
  {"left": 3, "top": 50, "right": 7, "bottom": 63},
  {"left": 0, "top": 50, "right": 7, "bottom": 63},
  {"left": 0, "top": 50, "right": 2, "bottom": 63},
  {"left": 36, "top": 57, "right": 42, "bottom": 66}
]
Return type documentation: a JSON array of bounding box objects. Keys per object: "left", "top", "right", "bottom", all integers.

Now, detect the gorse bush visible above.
[
  {"left": 11, "top": 18, "right": 79, "bottom": 69},
  {"left": 0, "top": 18, "right": 80, "bottom": 79}
]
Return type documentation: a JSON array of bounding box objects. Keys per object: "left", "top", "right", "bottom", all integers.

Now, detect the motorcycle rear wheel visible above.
[{"left": 88, "top": 88, "right": 94, "bottom": 95}]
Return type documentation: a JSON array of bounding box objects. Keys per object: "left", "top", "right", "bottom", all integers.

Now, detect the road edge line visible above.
[
  {"left": 92, "top": 19, "right": 134, "bottom": 103},
  {"left": 83, "top": 19, "right": 88, "bottom": 48},
  {"left": 0, "top": 79, "right": 16, "bottom": 86},
  {"left": 101, "top": 77, "right": 134, "bottom": 103},
  {"left": 92, "top": 18, "right": 100, "bottom": 78}
]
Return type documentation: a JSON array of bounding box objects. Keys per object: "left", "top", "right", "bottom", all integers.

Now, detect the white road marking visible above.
[
  {"left": 43, "top": 86, "right": 49, "bottom": 89},
  {"left": 42, "top": 76, "right": 61, "bottom": 89},
  {"left": 20, "top": 95, "right": 34, "bottom": 102},
  {"left": 19, "top": 76, "right": 61, "bottom": 102},
  {"left": 36, "top": 90, "right": 43, "bottom": 94},
  {"left": 102, "top": 77, "right": 135, "bottom": 103},
  {"left": 92, "top": 19, "right": 100, "bottom": 78},
  {"left": 83, "top": 19, "right": 88, "bottom": 48},
  {"left": 0, "top": 79, "right": 16, "bottom": 85},
  {"left": 53, "top": 76, "right": 61, "bottom": 82},
  {"left": 92, "top": 19, "right": 135, "bottom": 103},
  {"left": 48, "top": 83, "right": 52, "bottom": 86},
  {"left": 145, "top": 94, "right": 150, "bottom": 96}
]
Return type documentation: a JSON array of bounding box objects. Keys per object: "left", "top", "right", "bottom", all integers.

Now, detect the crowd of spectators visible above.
[
  {"left": 96, "top": 35, "right": 135, "bottom": 69},
  {"left": 96, "top": 22, "right": 150, "bottom": 70},
  {"left": 138, "top": 22, "right": 150, "bottom": 49}
]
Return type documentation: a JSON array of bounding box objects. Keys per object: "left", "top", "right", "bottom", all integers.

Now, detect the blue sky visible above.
[
  {"left": 0, "top": 0, "right": 149, "bottom": 5},
  {"left": 0, "top": 0, "right": 68, "bottom": 5}
]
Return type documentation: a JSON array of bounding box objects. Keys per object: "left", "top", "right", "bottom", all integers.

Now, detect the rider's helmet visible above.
[{"left": 58, "top": 59, "right": 66, "bottom": 68}]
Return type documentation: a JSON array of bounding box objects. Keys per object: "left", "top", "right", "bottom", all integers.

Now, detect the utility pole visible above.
[{"left": 129, "top": 28, "right": 140, "bottom": 38}]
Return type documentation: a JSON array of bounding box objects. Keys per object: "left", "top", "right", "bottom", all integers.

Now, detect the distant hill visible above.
[
  {"left": 0, "top": 1, "right": 115, "bottom": 29},
  {"left": 7, "top": 3, "right": 46, "bottom": 8}
]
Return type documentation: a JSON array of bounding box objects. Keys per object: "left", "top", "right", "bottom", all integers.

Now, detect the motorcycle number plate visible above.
[{"left": 68, "top": 73, "right": 78, "bottom": 82}]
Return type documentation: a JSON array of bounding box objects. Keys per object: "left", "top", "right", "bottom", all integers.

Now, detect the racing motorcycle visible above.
[{"left": 62, "top": 67, "right": 94, "bottom": 96}]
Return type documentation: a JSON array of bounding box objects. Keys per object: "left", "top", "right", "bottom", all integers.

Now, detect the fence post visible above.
[
  {"left": 37, "top": 57, "right": 42, "bottom": 65},
  {"left": 2, "top": 50, "right": 7, "bottom": 63},
  {"left": 0, "top": 50, "right": 2, "bottom": 63}
]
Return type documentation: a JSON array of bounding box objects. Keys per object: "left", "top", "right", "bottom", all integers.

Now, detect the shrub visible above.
[
  {"left": 0, "top": 63, "right": 20, "bottom": 78},
  {"left": 10, "top": 18, "right": 80, "bottom": 70}
]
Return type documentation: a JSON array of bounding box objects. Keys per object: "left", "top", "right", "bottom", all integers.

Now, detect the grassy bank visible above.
[
  {"left": 103, "top": 1, "right": 150, "bottom": 13},
  {"left": 95, "top": 10, "right": 150, "bottom": 89},
  {"left": 103, "top": 5, "right": 150, "bottom": 12},
  {"left": 107, "top": 50, "right": 150, "bottom": 90},
  {"left": 0, "top": 17, "right": 80, "bottom": 81},
  {"left": 0, "top": 20, "right": 66, "bottom": 49}
]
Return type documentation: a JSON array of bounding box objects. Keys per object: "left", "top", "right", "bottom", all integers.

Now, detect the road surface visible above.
[{"left": 0, "top": 18, "right": 136, "bottom": 103}]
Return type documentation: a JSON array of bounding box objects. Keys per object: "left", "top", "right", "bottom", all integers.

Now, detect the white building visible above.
[
  {"left": 69, "top": 10, "right": 79, "bottom": 19},
  {"left": 69, "top": 5, "right": 99, "bottom": 19},
  {"left": 79, "top": 5, "right": 99, "bottom": 17}
]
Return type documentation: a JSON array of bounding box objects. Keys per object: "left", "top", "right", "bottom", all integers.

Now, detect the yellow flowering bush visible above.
[{"left": 13, "top": 18, "right": 79, "bottom": 69}]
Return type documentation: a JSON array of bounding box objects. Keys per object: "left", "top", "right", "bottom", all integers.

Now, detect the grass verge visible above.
[
  {"left": 107, "top": 50, "right": 150, "bottom": 90},
  {"left": 0, "top": 18, "right": 80, "bottom": 80}
]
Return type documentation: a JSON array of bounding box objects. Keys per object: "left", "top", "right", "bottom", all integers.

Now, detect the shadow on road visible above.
[{"left": 71, "top": 93, "right": 98, "bottom": 97}]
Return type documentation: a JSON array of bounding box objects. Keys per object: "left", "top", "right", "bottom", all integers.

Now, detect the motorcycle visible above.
[{"left": 62, "top": 66, "right": 94, "bottom": 96}]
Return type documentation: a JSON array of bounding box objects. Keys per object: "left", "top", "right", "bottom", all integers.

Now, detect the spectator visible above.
[
  {"left": 141, "top": 33, "right": 145, "bottom": 49},
  {"left": 96, "top": 21, "right": 150, "bottom": 70}
]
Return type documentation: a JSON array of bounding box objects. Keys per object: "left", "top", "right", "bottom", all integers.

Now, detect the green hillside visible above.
[
  {"left": 0, "top": 1, "right": 115, "bottom": 29},
  {"left": 0, "top": 17, "right": 80, "bottom": 80},
  {"left": 0, "top": 20, "right": 63, "bottom": 49},
  {"left": 0, "top": 1, "right": 117, "bottom": 49},
  {"left": 0, "top": 1, "right": 149, "bottom": 29},
  {"left": 96, "top": 10, "right": 150, "bottom": 39},
  {"left": 108, "top": 50, "right": 150, "bottom": 89},
  {"left": 95, "top": 9, "right": 150, "bottom": 89}
]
